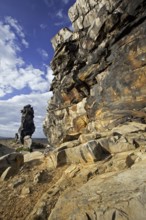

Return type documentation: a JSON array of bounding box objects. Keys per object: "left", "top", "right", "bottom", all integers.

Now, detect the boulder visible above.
[
  {"left": 24, "top": 151, "right": 44, "bottom": 164},
  {"left": 1, "top": 167, "right": 13, "bottom": 181},
  {"left": 0, "top": 143, "right": 15, "bottom": 157},
  {"left": 47, "top": 140, "right": 103, "bottom": 168},
  {"left": 51, "top": 28, "right": 73, "bottom": 50},
  {"left": 48, "top": 159, "right": 146, "bottom": 220},
  {"left": 79, "top": 132, "right": 101, "bottom": 144},
  {"left": 0, "top": 152, "right": 24, "bottom": 176}
]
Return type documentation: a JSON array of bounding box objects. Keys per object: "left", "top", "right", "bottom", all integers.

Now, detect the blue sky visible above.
[{"left": 0, "top": 0, "right": 76, "bottom": 138}]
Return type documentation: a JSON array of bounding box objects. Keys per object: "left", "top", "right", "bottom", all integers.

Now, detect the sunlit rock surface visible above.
[
  {"left": 41, "top": 1, "right": 146, "bottom": 219},
  {"left": 43, "top": 0, "right": 146, "bottom": 147}
]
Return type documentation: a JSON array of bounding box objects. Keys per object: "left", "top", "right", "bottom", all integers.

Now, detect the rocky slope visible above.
[{"left": 1, "top": 145, "right": 146, "bottom": 220}]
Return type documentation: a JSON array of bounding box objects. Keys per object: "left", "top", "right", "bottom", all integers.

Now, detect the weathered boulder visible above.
[
  {"left": 1, "top": 167, "right": 14, "bottom": 181},
  {"left": 0, "top": 152, "right": 24, "bottom": 177},
  {"left": 48, "top": 159, "right": 146, "bottom": 220},
  {"left": 51, "top": 28, "right": 73, "bottom": 50},
  {"left": 0, "top": 143, "right": 15, "bottom": 157},
  {"left": 24, "top": 151, "right": 44, "bottom": 163},
  {"left": 47, "top": 140, "right": 103, "bottom": 168},
  {"left": 26, "top": 148, "right": 146, "bottom": 220}
]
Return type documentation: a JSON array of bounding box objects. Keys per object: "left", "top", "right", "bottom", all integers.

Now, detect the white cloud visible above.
[
  {"left": 46, "top": 66, "right": 54, "bottom": 83},
  {"left": 22, "top": 39, "right": 29, "bottom": 48},
  {"left": 56, "top": 9, "right": 64, "bottom": 18},
  {"left": 37, "top": 48, "right": 48, "bottom": 59},
  {"left": 0, "top": 17, "right": 51, "bottom": 97},
  {"left": 0, "top": 17, "right": 54, "bottom": 138},
  {"left": 5, "top": 16, "right": 29, "bottom": 48},
  {"left": 54, "top": 21, "right": 65, "bottom": 26},
  {"left": 62, "top": 0, "right": 69, "bottom": 4},
  {"left": 40, "top": 24, "right": 47, "bottom": 29},
  {"left": 0, "top": 92, "right": 52, "bottom": 138}
]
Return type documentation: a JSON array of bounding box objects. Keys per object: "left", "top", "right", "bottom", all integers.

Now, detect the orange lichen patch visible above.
[
  {"left": 70, "top": 104, "right": 77, "bottom": 112},
  {"left": 131, "top": 67, "right": 146, "bottom": 90},
  {"left": 94, "top": 118, "right": 109, "bottom": 131},
  {"left": 132, "top": 108, "right": 146, "bottom": 118},
  {"left": 61, "top": 91, "right": 71, "bottom": 104},
  {"left": 119, "top": 34, "right": 144, "bottom": 49},
  {"left": 95, "top": 109, "right": 103, "bottom": 119},
  {"left": 73, "top": 114, "right": 88, "bottom": 132},
  {"left": 61, "top": 88, "right": 82, "bottom": 104},
  {"left": 128, "top": 51, "right": 142, "bottom": 69},
  {"left": 70, "top": 87, "right": 82, "bottom": 100},
  {"left": 78, "top": 64, "right": 99, "bottom": 81},
  {"left": 123, "top": 87, "right": 132, "bottom": 96},
  {"left": 106, "top": 87, "right": 120, "bottom": 101},
  {"left": 128, "top": 46, "right": 146, "bottom": 69}
]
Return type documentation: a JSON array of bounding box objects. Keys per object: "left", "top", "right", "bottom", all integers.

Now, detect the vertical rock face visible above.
[{"left": 43, "top": 0, "right": 146, "bottom": 146}]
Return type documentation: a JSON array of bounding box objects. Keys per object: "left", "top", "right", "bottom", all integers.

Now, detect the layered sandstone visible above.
[{"left": 43, "top": 0, "right": 146, "bottom": 147}]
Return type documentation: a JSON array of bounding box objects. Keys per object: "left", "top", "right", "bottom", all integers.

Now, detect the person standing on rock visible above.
[{"left": 18, "top": 104, "right": 35, "bottom": 152}]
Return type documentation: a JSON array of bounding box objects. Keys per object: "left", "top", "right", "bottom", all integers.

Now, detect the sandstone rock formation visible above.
[
  {"left": 43, "top": 0, "right": 146, "bottom": 148},
  {"left": 41, "top": 0, "right": 146, "bottom": 219},
  {"left": 1, "top": 1, "right": 146, "bottom": 219}
]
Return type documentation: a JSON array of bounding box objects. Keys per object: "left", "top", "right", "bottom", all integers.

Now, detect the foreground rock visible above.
[
  {"left": 45, "top": 122, "right": 146, "bottom": 169},
  {"left": 0, "top": 143, "right": 15, "bottom": 157},
  {"left": 26, "top": 147, "right": 146, "bottom": 220},
  {"left": 0, "top": 153, "right": 24, "bottom": 179},
  {"left": 0, "top": 142, "right": 146, "bottom": 219},
  {"left": 48, "top": 159, "right": 146, "bottom": 220}
]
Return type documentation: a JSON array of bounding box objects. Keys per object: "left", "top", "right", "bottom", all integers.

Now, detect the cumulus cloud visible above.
[
  {"left": 0, "top": 16, "right": 54, "bottom": 138},
  {"left": 0, "top": 92, "right": 52, "bottom": 138},
  {"left": 0, "top": 17, "right": 50, "bottom": 97},
  {"left": 5, "top": 16, "right": 29, "bottom": 48}
]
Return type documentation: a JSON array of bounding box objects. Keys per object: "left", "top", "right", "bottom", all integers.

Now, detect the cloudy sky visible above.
[{"left": 0, "top": 0, "right": 76, "bottom": 138}]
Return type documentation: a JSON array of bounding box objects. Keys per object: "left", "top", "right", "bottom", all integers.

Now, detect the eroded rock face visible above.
[{"left": 43, "top": 0, "right": 146, "bottom": 147}]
